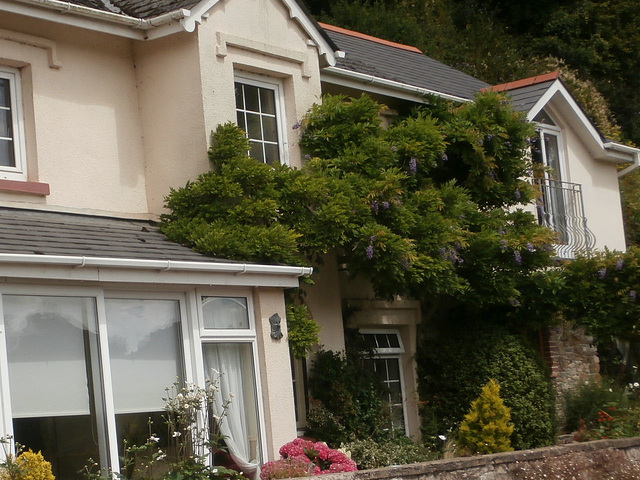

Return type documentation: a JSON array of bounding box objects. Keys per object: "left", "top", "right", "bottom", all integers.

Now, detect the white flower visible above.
[
  {"left": 438, "top": 435, "right": 447, "bottom": 441},
  {"left": 149, "top": 435, "right": 160, "bottom": 443},
  {"left": 212, "top": 469, "right": 218, "bottom": 474},
  {"left": 172, "top": 431, "right": 182, "bottom": 437},
  {"left": 634, "top": 382, "right": 639, "bottom": 388}
]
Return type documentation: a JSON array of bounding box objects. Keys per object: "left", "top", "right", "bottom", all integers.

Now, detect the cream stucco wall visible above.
[
  {"left": 0, "top": 14, "right": 148, "bottom": 216},
  {"left": 253, "top": 287, "right": 297, "bottom": 459}
]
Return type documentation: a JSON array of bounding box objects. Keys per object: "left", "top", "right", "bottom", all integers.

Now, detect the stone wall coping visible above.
[{"left": 295, "top": 437, "right": 640, "bottom": 480}]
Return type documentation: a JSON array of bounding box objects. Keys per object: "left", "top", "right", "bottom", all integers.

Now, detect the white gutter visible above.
[
  {"left": 0, "top": 253, "right": 313, "bottom": 277},
  {"left": 606, "top": 142, "right": 640, "bottom": 178},
  {"left": 322, "top": 66, "right": 472, "bottom": 103},
  {"left": 13, "top": 0, "right": 189, "bottom": 28}
]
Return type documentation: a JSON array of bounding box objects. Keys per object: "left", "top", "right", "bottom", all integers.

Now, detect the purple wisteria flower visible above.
[
  {"left": 402, "top": 258, "right": 411, "bottom": 270},
  {"left": 409, "top": 157, "right": 418, "bottom": 174},
  {"left": 488, "top": 171, "right": 496, "bottom": 180},
  {"left": 514, "top": 251, "right": 522, "bottom": 265},
  {"left": 486, "top": 134, "right": 494, "bottom": 141},
  {"left": 501, "top": 239, "right": 508, "bottom": 250},
  {"left": 382, "top": 201, "right": 390, "bottom": 210},
  {"left": 371, "top": 201, "right": 379, "bottom": 214},
  {"left": 304, "top": 154, "right": 311, "bottom": 160},
  {"left": 292, "top": 121, "right": 301, "bottom": 130},
  {"left": 616, "top": 259, "right": 624, "bottom": 270},
  {"left": 391, "top": 146, "right": 398, "bottom": 152},
  {"left": 509, "top": 298, "right": 521, "bottom": 307},
  {"left": 365, "top": 245, "right": 375, "bottom": 260},
  {"left": 526, "top": 243, "right": 535, "bottom": 252},
  {"left": 599, "top": 268, "right": 607, "bottom": 279},
  {"left": 630, "top": 290, "right": 637, "bottom": 301},
  {"left": 514, "top": 190, "right": 521, "bottom": 201},
  {"left": 441, "top": 153, "right": 448, "bottom": 162},
  {"left": 498, "top": 228, "right": 506, "bottom": 235},
  {"left": 370, "top": 235, "right": 377, "bottom": 243}
]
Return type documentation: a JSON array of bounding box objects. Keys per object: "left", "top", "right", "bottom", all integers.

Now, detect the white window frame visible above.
[
  {"left": 0, "top": 67, "right": 27, "bottom": 181},
  {"left": 0, "top": 285, "right": 190, "bottom": 472},
  {"left": 195, "top": 288, "right": 268, "bottom": 467},
  {"left": 234, "top": 73, "right": 289, "bottom": 165},
  {"left": 360, "top": 328, "right": 408, "bottom": 435}
]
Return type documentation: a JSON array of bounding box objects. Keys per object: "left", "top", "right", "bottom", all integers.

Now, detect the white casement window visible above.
[
  {"left": 360, "top": 329, "right": 408, "bottom": 435},
  {"left": 0, "top": 67, "right": 26, "bottom": 181},
  {"left": 234, "top": 75, "right": 288, "bottom": 165},
  {"left": 0, "top": 286, "right": 265, "bottom": 480},
  {"left": 197, "top": 294, "right": 265, "bottom": 479}
]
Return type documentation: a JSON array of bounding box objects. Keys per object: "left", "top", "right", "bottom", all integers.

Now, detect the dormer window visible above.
[
  {"left": 0, "top": 67, "right": 26, "bottom": 181},
  {"left": 234, "top": 75, "right": 287, "bottom": 165}
]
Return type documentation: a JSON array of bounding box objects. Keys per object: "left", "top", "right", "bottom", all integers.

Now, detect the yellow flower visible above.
[{"left": 13, "top": 450, "right": 54, "bottom": 480}]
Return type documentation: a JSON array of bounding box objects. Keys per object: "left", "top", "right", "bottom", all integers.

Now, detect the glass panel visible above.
[
  {"left": 259, "top": 88, "right": 276, "bottom": 115},
  {"left": 263, "top": 143, "right": 280, "bottom": 165},
  {"left": 243, "top": 85, "right": 260, "bottom": 112},
  {"left": 534, "top": 109, "right": 556, "bottom": 126},
  {"left": 202, "top": 343, "right": 260, "bottom": 476},
  {"left": 202, "top": 297, "right": 249, "bottom": 329},
  {"left": 234, "top": 83, "right": 244, "bottom": 110},
  {"left": 236, "top": 112, "right": 246, "bottom": 133},
  {"left": 249, "top": 141, "right": 264, "bottom": 163},
  {"left": 376, "top": 334, "right": 390, "bottom": 349},
  {"left": 262, "top": 116, "right": 277, "bottom": 143},
  {"left": 246, "top": 113, "right": 262, "bottom": 140},
  {"left": 4, "top": 295, "right": 105, "bottom": 480},
  {"left": 0, "top": 108, "right": 12, "bottom": 138},
  {"left": 544, "top": 133, "right": 562, "bottom": 180},
  {"left": 0, "top": 139, "right": 14, "bottom": 167},
  {"left": 388, "top": 334, "right": 400, "bottom": 349},
  {"left": 106, "top": 299, "right": 183, "bottom": 413},
  {"left": 0, "top": 78, "right": 9, "bottom": 107},
  {"left": 386, "top": 358, "right": 401, "bottom": 380}
]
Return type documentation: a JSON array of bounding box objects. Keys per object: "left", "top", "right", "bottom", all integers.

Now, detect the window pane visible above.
[
  {"left": 236, "top": 112, "right": 246, "bottom": 133},
  {"left": 4, "top": 295, "right": 104, "bottom": 480},
  {"left": 0, "top": 139, "right": 14, "bottom": 167},
  {"left": 234, "top": 83, "right": 244, "bottom": 110},
  {"left": 375, "top": 333, "right": 390, "bottom": 348},
  {"left": 244, "top": 85, "right": 260, "bottom": 112},
  {"left": 263, "top": 143, "right": 280, "bottom": 165},
  {"left": 262, "top": 116, "right": 277, "bottom": 143},
  {"left": 246, "top": 113, "right": 262, "bottom": 140},
  {"left": 202, "top": 297, "right": 249, "bottom": 329},
  {"left": 106, "top": 299, "right": 183, "bottom": 413},
  {"left": 259, "top": 88, "right": 276, "bottom": 115},
  {"left": 0, "top": 109, "right": 12, "bottom": 138},
  {"left": 544, "top": 133, "right": 562, "bottom": 180},
  {"left": 203, "top": 343, "right": 261, "bottom": 475},
  {"left": 249, "top": 141, "right": 264, "bottom": 163},
  {"left": 0, "top": 78, "right": 9, "bottom": 107}
]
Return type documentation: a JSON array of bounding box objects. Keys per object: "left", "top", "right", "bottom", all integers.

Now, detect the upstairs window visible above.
[
  {"left": 0, "top": 67, "right": 26, "bottom": 180},
  {"left": 235, "top": 76, "right": 286, "bottom": 165}
]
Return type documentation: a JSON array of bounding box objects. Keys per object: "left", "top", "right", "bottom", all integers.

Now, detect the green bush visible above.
[
  {"left": 306, "top": 349, "right": 390, "bottom": 445},
  {"left": 341, "top": 437, "right": 434, "bottom": 469},
  {"left": 458, "top": 379, "right": 514, "bottom": 454},
  {"left": 564, "top": 381, "right": 628, "bottom": 432},
  {"left": 418, "top": 325, "right": 555, "bottom": 450}
]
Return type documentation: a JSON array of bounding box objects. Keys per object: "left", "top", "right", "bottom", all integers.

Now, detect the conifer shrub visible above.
[
  {"left": 418, "top": 325, "right": 555, "bottom": 450},
  {"left": 458, "top": 379, "right": 514, "bottom": 454}
]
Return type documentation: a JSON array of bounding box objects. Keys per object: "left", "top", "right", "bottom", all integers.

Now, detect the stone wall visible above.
[
  {"left": 547, "top": 322, "right": 601, "bottom": 421},
  {"left": 302, "top": 437, "right": 640, "bottom": 480}
]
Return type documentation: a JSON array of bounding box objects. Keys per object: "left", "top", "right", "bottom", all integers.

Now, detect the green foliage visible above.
[
  {"left": 458, "top": 379, "right": 514, "bottom": 455},
  {"left": 341, "top": 437, "right": 434, "bottom": 470},
  {"left": 564, "top": 381, "right": 629, "bottom": 433},
  {"left": 286, "top": 303, "right": 320, "bottom": 358},
  {"left": 418, "top": 325, "right": 555, "bottom": 451},
  {"left": 163, "top": 94, "right": 555, "bottom": 311},
  {"left": 560, "top": 248, "right": 640, "bottom": 342},
  {"left": 305, "top": 349, "right": 389, "bottom": 445}
]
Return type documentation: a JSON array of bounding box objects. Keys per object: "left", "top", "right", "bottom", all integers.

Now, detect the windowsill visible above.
[{"left": 0, "top": 179, "right": 50, "bottom": 196}]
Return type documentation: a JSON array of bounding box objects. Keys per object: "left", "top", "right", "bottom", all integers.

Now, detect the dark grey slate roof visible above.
[
  {"left": 324, "top": 28, "right": 489, "bottom": 101},
  {"left": 503, "top": 80, "right": 555, "bottom": 114},
  {"left": 0, "top": 207, "right": 231, "bottom": 263}
]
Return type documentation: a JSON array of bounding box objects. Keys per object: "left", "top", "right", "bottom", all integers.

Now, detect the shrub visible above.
[
  {"left": 0, "top": 450, "right": 54, "bottom": 480},
  {"left": 564, "top": 381, "right": 628, "bottom": 432},
  {"left": 306, "top": 349, "right": 389, "bottom": 445},
  {"left": 341, "top": 437, "right": 434, "bottom": 470},
  {"left": 418, "top": 325, "right": 555, "bottom": 450},
  {"left": 259, "top": 457, "right": 312, "bottom": 480},
  {"left": 458, "top": 379, "right": 514, "bottom": 454}
]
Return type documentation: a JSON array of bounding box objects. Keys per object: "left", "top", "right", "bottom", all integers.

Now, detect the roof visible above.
[
  {"left": 320, "top": 23, "right": 489, "bottom": 101},
  {"left": 63, "top": 0, "right": 201, "bottom": 18},
  {"left": 483, "top": 72, "right": 561, "bottom": 113},
  {"left": 0, "top": 207, "right": 230, "bottom": 263}
]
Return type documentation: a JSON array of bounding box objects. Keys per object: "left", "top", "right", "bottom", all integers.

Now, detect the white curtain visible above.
[{"left": 203, "top": 344, "right": 260, "bottom": 480}]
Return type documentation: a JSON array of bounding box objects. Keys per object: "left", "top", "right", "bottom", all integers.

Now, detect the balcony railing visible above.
[{"left": 533, "top": 178, "right": 596, "bottom": 259}]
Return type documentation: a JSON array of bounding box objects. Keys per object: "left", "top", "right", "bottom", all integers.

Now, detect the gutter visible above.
[
  {"left": 10, "top": 0, "right": 190, "bottom": 30},
  {"left": 322, "top": 66, "right": 472, "bottom": 103},
  {"left": 0, "top": 253, "right": 313, "bottom": 277},
  {"left": 607, "top": 142, "right": 640, "bottom": 178}
]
